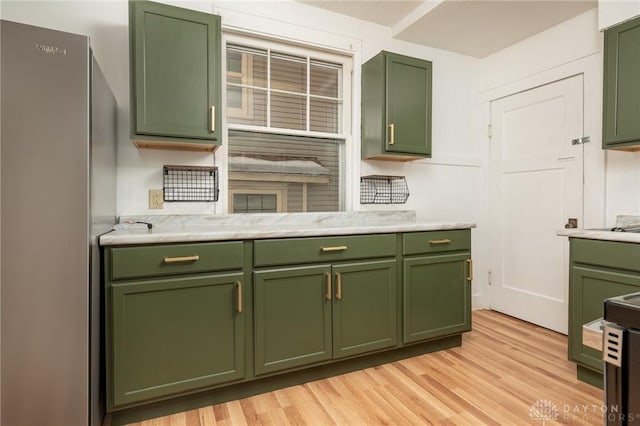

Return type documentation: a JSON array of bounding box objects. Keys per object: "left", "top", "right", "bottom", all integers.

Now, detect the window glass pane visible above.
[
  {"left": 229, "top": 130, "right": 342, "bottom": 213},
  {"left": 310, "top": 98, "right": 340, "bottom": 133},
  {"left": 227, "top": 85, "right": 243, "bottom": 109},
  {"left": 271, "top": 92, "right": 306, "bottom": 130},
  {"left": 310, "top": 61, "right": 340, "bottom": 98},
  {"left": 227, "top": 45, "right": 267, "bottom": 88},
  {"left": 233, "top": 194, "right": 248, "bottom": 212},
  {"left": 271, "top": 52, "right": 306, "bottom": 94},
  {"left": 226, "top": 86, "right": 267, "bottom": 126},
  {"left": 227, "top": 49, "right": 243, "bottom": 74}
]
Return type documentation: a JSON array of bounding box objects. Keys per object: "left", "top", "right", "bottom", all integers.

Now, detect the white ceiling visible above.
[{"left": 299, "top": 0, "right": 597, "bottom": 58}]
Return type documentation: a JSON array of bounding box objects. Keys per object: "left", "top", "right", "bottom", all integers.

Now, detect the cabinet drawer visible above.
[
  {"left": 572, "top": 238, "right": 640, "bottom": 273},
  {"left": 403, "top": 230, "right": 470, "bottom": 255},
  {"left": 254, "top": 234, "right": 396, "bottom": 267},
  {"left": 109, "top": 242, "right": 244, "bottom": 280}
]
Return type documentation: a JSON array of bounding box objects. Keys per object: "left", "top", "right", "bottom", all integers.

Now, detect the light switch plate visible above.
[{"left": 149, "top": 189, "right": 164, "bottom": 209}]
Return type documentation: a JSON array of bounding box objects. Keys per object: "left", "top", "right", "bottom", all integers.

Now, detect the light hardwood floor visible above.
[{"left": 127, "top": 309, "right": 603, "bottom": 425}]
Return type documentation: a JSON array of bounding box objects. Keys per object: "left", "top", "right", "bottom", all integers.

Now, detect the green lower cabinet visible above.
[
  {"left": 403, "top": 253, "right": 471, "bottom": 343},
  {"left": 254, "top": 259, "right": 398, "bottom": 375},
  {"left": 569, "top": 265, "right": 640, "bottom": 373},
  {"left": 333, "top": 260, "right": 397, "bottom": 359},
  {"left": 254, "top": 265, "right": 333, "bottom": 376},
  {"left": 109, "top": 272, "right": 245, "bottom": 409}
]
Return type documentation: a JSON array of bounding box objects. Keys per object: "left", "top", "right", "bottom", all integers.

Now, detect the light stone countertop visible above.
[
  {"left": 556, "top": 228, "right": 640, "bottom": 244},
  {"left": 100, "top": 211, "right": 476, "bottom": 246},
  {"left": 557, "top": 214, "right": 640, "bottom": 243}
]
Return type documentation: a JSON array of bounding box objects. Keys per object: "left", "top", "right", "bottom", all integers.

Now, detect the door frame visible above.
[{"left": 476, "top": 53, "right": 605, "bottom": 310}]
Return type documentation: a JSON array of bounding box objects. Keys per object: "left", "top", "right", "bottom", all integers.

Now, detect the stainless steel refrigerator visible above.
[{"left": 1, "top": 20, "right": 117, "bottom": 426}]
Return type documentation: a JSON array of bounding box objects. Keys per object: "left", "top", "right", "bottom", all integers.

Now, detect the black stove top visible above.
[{"left": 605, "top": 292, "right": 640, "bottom": 329}]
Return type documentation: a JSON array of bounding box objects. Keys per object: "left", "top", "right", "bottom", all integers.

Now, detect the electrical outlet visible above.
[{"left": 149, "top": 189, "right": 164, "bottom": 209}]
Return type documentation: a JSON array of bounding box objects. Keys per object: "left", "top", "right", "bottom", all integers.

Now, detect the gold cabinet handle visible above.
[
  {"left": 336, "top": 272, "right": 342, "bottom": 300},
  {"left": 163, "top": 255, "right": 200, "bottom": 263},
  {"left": 210, "top": 105, "right": 215, "bottom": 132},
  {"left": 321, "top": 245, "right": 348, "bottom": 252},
  {"left": 236, "top": 281, "right": 243, "bottom": 313},
  {"left": 325, "top": 272, "right": 332, "bottom": 300},
  {"left": 467, "top": 259, "right": 473, "bottom": 281},
  {"left": 428, "top": 239, "right": 451, "bottom": 245},
  {"left": 388, "top": 123, "right": 395, "bottom": 145}
]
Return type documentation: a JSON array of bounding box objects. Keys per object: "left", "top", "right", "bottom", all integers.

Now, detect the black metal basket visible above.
[
  {"left": 163, "top": 165, "right": 219, "bottom": 202},
  {"left": 360, "top": 175, "right": 409, "bottom": 204}
]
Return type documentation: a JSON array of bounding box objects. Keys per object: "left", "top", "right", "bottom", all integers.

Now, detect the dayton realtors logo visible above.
[
  {"left": 529, "top": 399, "right": 560, "bottom": 423},
  {"left": 528, "top": 399, "right": 633, "bottom": 423}
]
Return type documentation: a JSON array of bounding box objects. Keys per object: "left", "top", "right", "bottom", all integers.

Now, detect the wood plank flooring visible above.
[{"left": 126, "top": 309, "right": 604, "bottom": 425}]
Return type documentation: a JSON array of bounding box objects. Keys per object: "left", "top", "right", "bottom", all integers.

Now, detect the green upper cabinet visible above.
[
  {"left": 603, "top": 15, "right": 640, "bottom": 151},
  {"left": 362, "top": 51, "right": 432, "bottom": 161},
  {"left": 129, "top": 1, "right": 222, "bottom": 151}
]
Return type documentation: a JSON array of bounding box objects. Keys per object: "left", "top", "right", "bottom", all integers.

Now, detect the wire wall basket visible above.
[
  {"left": 360, "top": 175, "right": 409, "bottom": 204},
  {"left": 163, "top": 165, "right": 219, "bottom": 202}
]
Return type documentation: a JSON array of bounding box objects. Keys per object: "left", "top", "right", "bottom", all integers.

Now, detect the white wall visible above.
[
  {"left": 11, "top": 2, "right": 639, "bottom": 312},
  {"left": 479, "top": 7, "right": 640, "bottom": 227},
  {"left": 0, "top": 1, "right": 487, "bottom": 307},
  {"left": 473, "top": 7, "right": 640, "bottom": 310},
  {"left": 0, "top": 2, "right": 483, "bottom": 207}
]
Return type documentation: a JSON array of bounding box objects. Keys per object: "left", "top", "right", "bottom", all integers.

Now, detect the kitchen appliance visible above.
[
  {"left": 604, "top": 293, "right": 640, "bottom": 425},
  {"left": 1, "top": 20, "right": 116, "bottom": 426}
]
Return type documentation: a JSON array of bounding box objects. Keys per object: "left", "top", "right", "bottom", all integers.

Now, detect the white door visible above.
[{"left": 489, "top": 75, "right": 584, "bottom": 334}]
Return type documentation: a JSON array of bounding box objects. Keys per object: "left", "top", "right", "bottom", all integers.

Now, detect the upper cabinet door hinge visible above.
[{"left": 488, "top": 124, "right": 492, "bottom": 139}]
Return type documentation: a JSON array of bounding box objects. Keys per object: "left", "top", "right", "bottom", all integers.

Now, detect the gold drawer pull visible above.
[
  {"left": 428, "top": 239, "right": 451, "bottom": 245},
  {"left": 467, "top": 259, "right": 473, "bottom": 281},
  {"left": 336, "top": 272, "right": 342, "bottom": 300},
  {"left": 389, "top": 123, "right": 395, "bottom": 145},
  {"left": 325, "top": 272, "right": 332, "bottom": 300},
  {"left": 321, "top": 245, "right": 348, "bottom": 252},
  {"left": 236, "top": 281, "right": 243, "bottom": 313},
  {"left": 210, "top": 105, "right": 215, "bottom": 132},
  {"left": 163, "top": 255, "right": 200, "bottom": 263}
]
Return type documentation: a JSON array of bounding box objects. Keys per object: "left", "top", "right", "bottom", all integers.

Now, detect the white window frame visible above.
[
  {"left": 220, "top": 31, "right": 354, "bottom": 214},
  {"left": 224, "top": 32, "right": 353, "bottom": 140}
]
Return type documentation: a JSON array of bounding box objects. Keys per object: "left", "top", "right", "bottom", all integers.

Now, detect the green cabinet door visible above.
[
  {"left": 130, "top": 0, "right": 221, "bottom": 149},
  {"left": 362, "top": 51, "right": 432, "bottom": 161},
  {"left": 603, "top": 15, "right": 640, "bottom": 150},
  {"left": 569, "top": 265, "right": 640, "bottom": 372},
  {"left": 254, "top": 265, "right": 332, "bottom": 376},
  {"left": 109, "top": 272, "right": 244, "bottom": 409},
  {"left": 332, "top": 260, "right": 397, "bottom": 359},
  {"left": 403, "top": 253, "right": 471, "bottom": 343}
]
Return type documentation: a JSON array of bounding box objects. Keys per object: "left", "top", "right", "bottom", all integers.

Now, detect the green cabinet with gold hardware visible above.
[
  {"left": 402, "top": 230, "right": 472, "bottom": 343},
  {"left": 104, "top": 229, "right": 474, "bottom": 416},
  {"left": 129, "top": 0, "right": 221, "bottom": 151},
  {"left": 361, "top": 51, "right": 432, "bottom": 161},
  {"left": 568, "top": 238, "right": 640, "bottom": 388},
  {"left": 253, "top": 265, "right": 333, "bottom": 376},
  {"left": 253, "top": 235, "right": 398, "bottom": 376},
  {"left": 105, "top": 242, "right": 245, "bottom": 411},
  {"left": 603, "top": 15, "right": 640, "bottom": 150}
]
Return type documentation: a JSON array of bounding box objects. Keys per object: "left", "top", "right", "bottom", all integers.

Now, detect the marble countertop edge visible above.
[
  {"left": 557, "top": 228, "right": 640, "bottom": 243},
  {"left": 100, "top": 221, "right": 476, "bottom": 246}
]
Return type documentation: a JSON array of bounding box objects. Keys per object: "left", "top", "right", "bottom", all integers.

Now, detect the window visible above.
[{"left": 225, "top": 35, "right": 351, "bottom": 213}]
